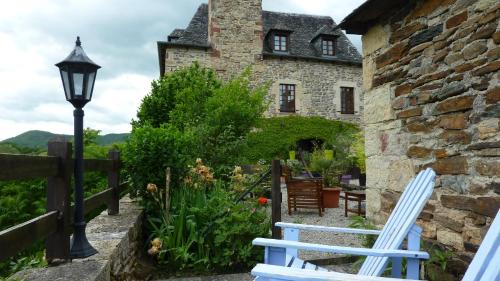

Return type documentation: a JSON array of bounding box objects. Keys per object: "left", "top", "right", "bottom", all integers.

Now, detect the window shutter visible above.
[{"left": 340, "top": 87, "right": 354, "bottom": 114}]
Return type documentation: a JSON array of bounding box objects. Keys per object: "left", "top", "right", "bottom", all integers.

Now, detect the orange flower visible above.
[{"left": 258, "top": 197, "right": 268, "bottom": 205}]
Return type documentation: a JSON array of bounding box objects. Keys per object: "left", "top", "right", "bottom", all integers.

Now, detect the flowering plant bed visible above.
[{"left": 144, "top": 159, "right": 271, "bottom": 275}]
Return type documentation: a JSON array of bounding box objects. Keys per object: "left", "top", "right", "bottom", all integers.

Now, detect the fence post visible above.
[
  {"left": 46, "top": 140, "right": 72, "bottom": 262},
  {"left": 271, "top": 159, "right": 282, "bottom": 239},
  {"left": 107, "top": 150, "right": 120, "bottom": 215}
]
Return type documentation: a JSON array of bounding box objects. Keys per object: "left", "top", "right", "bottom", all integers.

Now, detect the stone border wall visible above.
[
  {"left": 12, "top": 197, "right": 146, "bottom": 281},
  {"left": 361, "top": 0, "right": 499, "bottom": 274}
]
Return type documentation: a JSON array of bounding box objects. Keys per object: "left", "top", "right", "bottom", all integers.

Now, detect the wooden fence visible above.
[{"left": 0, "top": 140, "right": 126, "bottom": 262}]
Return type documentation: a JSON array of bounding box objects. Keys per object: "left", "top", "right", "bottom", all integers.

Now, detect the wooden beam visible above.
[
  {"left": 271, "top": 159, "right": 282, "bottom": 239},
  {"left": 83, "top": 159, "right": 114, "bottom": 172},
  {"left": 0, "top": 154, "right": 59, "bottom": 181},
  {"left": 0, "top": 211, "right": 58, "bottom": 261}
]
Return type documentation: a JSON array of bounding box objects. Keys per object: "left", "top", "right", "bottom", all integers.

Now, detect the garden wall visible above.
[
  {"left": 358, "top": 0, "right": 499, "bottom": 272},
  {"left": 12, "top": 197, "right": 147, "bottom": 281}
]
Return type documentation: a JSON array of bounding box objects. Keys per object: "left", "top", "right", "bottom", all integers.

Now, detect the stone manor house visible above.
[{"left": 157, "top": 0, "right": 363, "bottom": 123}]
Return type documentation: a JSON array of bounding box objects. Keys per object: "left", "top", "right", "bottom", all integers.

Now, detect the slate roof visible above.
[
  {"left": 261, "top": 10, "right": 361, "bottom": 63},
  {"left": 158, "top": 3, "right": 362, "bottom": 74},
  {"left": 168, "top": 29, "right": 185, "bottom": 40},
  {"left": 339, "top": 0, "right": 407, "bottom": 34}
]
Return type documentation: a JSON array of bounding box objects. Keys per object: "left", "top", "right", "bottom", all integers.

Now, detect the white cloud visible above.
[{"left": 0, "top": 0, "right": 364, "bottom": 141}]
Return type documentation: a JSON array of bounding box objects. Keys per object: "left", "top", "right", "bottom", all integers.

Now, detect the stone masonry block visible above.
[{"left": 364, "top": 84, "right": 395, "bottom": 124}]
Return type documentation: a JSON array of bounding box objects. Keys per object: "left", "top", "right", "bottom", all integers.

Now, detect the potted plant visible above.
[
  {"left": 288, "top": 143, "right": 297, "bottom": 160},
  {"left": 352, "top": 132, "right": 367, "bottom": 186},
  {"left": 324, "top": 142, "right": 334, "bottom": 160},
  {"left": 309, "top": 149, "right": 341, "bottom": 208}
]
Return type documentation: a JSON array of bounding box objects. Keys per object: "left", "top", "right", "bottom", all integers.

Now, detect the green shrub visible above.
[
  {"left": 125, "top": 64, "right": 268, "bottom": 191},
  {"left": 134, "top": 63, "right": 220, "bottom": 128},
  {"left": 122, "top": 125, "right": 193, "bottom": 198},
  {"left": 242, "top": 116, "right": 359, "bottom": 162},
  {"left": 146, "top": 160, "right": 270, "bottom": 274}
]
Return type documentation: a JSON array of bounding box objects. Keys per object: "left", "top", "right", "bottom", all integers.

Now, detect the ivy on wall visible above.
[{"left": 242, "top": 116, "right": 359, "bottom": 162}]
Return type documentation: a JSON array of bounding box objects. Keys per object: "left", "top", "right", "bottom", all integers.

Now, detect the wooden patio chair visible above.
[
  {"left": 252, "top": 209, "right": 500, "bottom": 281},
  {"left": 286, "top": 179, "right": 323, "bottom": 217},
  {"left": 252, "top": 168, "right": 436, "bottom": 280}
]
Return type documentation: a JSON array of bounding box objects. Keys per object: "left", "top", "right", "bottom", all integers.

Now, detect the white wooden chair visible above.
[
  {"left": 252, "top": 209, "right": 500, "bottom": 281},
  {"left": 252, "top": 168, "right": 436, "bottom": 279}
]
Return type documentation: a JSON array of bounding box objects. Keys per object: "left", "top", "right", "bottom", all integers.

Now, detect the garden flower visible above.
[
  {"left": 147, "top": 183, "right": 158, "bottom": 193},
  {"left": 148, "top": 246, "right": 160, "bottom": 256},
  {"left": 233, "top": 166, "right": 242, "bottom": 175},
  {"left": 151, "top": 237, "right": 162, "bottom": 248},
  {"left": 258, "top": 197, "right": 268, "bottom": 205}
]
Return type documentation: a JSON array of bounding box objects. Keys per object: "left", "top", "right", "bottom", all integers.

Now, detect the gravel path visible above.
[{"left": 279, "top": 183, "right": 364, "bottom": 263}]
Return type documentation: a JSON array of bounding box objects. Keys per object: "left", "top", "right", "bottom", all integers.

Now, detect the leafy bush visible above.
[
  {"left": 124, "top": 64, "right": 268, "bottom": 194},
  {"left": 134, "top": 63, "right": 220, "bottom": 128},
  {"left": 122, "top": 125, "right": 193, "bottom": 198},
  {"left": 242, "top": 116, "right": 359, "bottom": 162},
  {"left": 146, "top": 160, "right": 270, "bottom": 274}
]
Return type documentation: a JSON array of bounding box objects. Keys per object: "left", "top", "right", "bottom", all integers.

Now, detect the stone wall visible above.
[
  {"left": 13, "top": 197, "right": 147, "bottom": 281},
  {"left": 165, "top": 47, "right": 211, "bottom": 73},
  {"left": 208, "top": 0, "right": 263, "bottom": 79},
  {"left": 253, "top": 58, "right": 363, "bottom": 122},
  {"left": 361, "top": 0, "right": 499, "bottom": 271}
]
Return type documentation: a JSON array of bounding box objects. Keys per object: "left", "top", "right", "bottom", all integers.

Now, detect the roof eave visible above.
[
  {"left": 338, "top": 0, "right": 407, "bottom": 35},
  {"left": 262, "top": 52, "right": 362, "bottom": 66}
]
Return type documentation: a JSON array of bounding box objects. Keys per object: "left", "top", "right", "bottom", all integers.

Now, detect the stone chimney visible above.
[{"left": 208, "top": 0, "right": 263, "bottom": 76}]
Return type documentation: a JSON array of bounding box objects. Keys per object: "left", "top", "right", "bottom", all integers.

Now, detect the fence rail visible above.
[{"left": 0, "top": 140, "right": 125, "bottom": 262}]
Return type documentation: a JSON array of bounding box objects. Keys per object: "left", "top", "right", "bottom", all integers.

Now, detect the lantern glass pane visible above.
[
  {"left": 73, "top": 73, "right": 84, "bottom": 96},
  {"left": 61, "top": 70, "right": 71, "bottom": 100},
  {"left": 85, "top": 72, "right": 95, "bottom": 100}
]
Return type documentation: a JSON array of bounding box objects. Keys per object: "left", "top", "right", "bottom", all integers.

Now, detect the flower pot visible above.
[
  {"left": 324, "top": 149, "right": 333, "bottom": 160},
  {"left": 322, "top": 187, "right": 341, "bottom": 208},
  {"left": 359, "top": 173, "right": 366, "bottom": 186},
  {"left": 289, "top": 151, "right": 296, "bottom": 160}
]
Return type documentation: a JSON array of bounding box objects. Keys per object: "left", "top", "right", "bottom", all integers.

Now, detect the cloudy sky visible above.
[{"left": 0, "top": 0, "right": 364, "bottom": 141}]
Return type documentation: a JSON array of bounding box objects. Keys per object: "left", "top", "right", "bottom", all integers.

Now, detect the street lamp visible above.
[{"left": 55, "top": 36, "right": 100, "bottom": 258}]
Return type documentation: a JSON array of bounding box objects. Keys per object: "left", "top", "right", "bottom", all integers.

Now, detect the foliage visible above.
[
  {"left": 349, "top": 216, "right": 378, "bottom": 248},
  {"left": 285, "top": 159, "right": 303, "bottom": 177},
  {"left": 307, "top": 135, "right": 357, "bottom": 187},
  {"left": 146, "top": 160, "right": 270, "bottom": 274},
  {"left": 134, "top": 62, "right": 220, "bottom": 128},
  {"left": 352, "top": 132, "right": 366, "bottom": 173},
  {"left": 424, "top": 244, "right": 454, "bottom": 280},
  {"left": 125, "top": 64, "right": 268, "bottom": 196},
  {"left": 349, "top": 216, "right": 379, "bottom": 271},
  {"left": 242, "top": 116, "right": 359, "bottom": 162},
  {"left": 122, "top": 125, "right": 193, "bottom": 199},
  {"left": 83, "top": 127, "right": 101, "bottom": 146}
]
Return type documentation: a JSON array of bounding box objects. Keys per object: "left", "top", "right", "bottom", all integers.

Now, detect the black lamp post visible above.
[{"left": 56, "top": 36, "right": 100, "bottom": 258}]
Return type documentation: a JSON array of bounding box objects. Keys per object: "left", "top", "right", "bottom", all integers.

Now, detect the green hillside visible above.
[{"left": 1, "top": 130, "right": 129, "bottom": 149}]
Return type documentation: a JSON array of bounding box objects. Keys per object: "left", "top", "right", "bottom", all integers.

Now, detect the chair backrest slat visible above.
[
  {"left": 462, "top": 210, "right": 500, "bottom": 281},
  {"left": 359, "top": 168, "right": 435, "bottom": 276}
]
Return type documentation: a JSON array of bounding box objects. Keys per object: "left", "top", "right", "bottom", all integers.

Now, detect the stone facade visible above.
[
  {"left": 341, "top": 0, "right": 499, "bottom": 274},
  {"left": 159, "top": 0, "right": 363, "bottom": 123}
]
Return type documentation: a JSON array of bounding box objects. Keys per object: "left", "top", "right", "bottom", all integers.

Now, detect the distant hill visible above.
[{"left": 1, "top": 130, "right": 129, "bottom": 149}]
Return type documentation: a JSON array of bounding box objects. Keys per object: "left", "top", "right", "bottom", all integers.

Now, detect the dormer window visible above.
[
  {"left": 322, "top": 38, "right": 335, "bottom": 56},
  {"left": 274, "top": 33, "right": 288, "bottom": 52}
]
